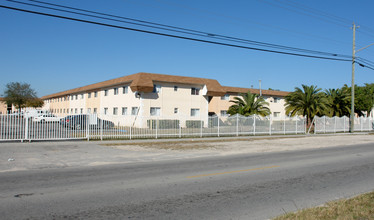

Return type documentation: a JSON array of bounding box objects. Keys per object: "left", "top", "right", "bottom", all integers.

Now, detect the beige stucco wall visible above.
[
  {"left": 141, "top": 82, "right": 209, "bottom": 127},
  {"left": 0, "top": 101, "right": 8, "bottom": 114},
  {"left": 85, "top": 90, "right": 101, "bottom": 114}
]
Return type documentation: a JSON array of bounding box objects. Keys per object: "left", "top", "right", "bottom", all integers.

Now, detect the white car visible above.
[{"left": 33, "top": 114, "right": 61, "bottom": 123}]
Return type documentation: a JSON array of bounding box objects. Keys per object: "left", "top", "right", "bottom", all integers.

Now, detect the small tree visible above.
[
  {"left": 227, "top": 92, "right": 271, "bottom": 117},
  {"left": 3, "top": 82, "right": 38, "bottom": 110},
  {"left": 26, "top": 98, "right": 44, "bottom": 108}
]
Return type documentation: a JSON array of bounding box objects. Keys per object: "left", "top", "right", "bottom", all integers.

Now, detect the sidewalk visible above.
[{"left": 1, "top": 133, "right": 373, "bottom": 173}]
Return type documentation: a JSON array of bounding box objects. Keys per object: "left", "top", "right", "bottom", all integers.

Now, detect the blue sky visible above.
[{"left": 1, "top": 0, "right": 374, "bottom": 97}]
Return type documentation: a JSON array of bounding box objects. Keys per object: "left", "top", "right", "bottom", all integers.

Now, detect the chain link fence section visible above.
[{"left": 314, "top": 116, "right": 373, "bottom": 134}]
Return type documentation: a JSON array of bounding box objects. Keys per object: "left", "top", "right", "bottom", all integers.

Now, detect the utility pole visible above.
[
  {"left": 350, "top": 23, "right": 357, "bottom": 133},
  {"left": 259, "top": 79, "right": 262, "bottom": 97}
]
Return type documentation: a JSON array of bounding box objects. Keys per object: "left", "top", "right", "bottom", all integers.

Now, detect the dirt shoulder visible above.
[{"left": 1, "top": 134, "right": 374, "bottom": 172}]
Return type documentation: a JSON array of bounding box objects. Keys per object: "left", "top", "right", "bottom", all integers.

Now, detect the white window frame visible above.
[
  {"left": 131, "top": 107, "right": 139, "bottom": 115},
  {"left": 122, "top": 107, "right": 128, "bottom": 115},
  {"left": 150, "top": 107, "right": 161, "bottom": 116},
  {"left": 191, "top": 108, "right": 200, "bottom": 117},
  {"left": 153, "top": 84, "right": 161, "bottom": 93},
  {"left": 221, "top": 94, "right": 230, "bottom": 100},
  {"left": 123, "top": 86, "right": 128, "bottom": 94},
  {"left": 191, "top": 88, "right": 200, "bottom": 95}
]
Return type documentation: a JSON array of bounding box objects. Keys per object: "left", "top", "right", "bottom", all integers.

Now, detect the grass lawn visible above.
[{"left": 274, "top": 191, "right": 374, "bottom": 220}]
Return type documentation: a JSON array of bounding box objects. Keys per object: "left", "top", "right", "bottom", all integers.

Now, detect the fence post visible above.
[
  {"left": 269, "top": 115, "right": 272, "bottom": 136},
  {"left": 217, "top": 116, "right": 220, "bottom": 137},
  {"left": 24, "top": 116, "right": 29, "bottom": 141},
  {"left": 200, "top": 119, "right": 203, "bottom": 138},
  {"left": 334, "top": 116, "right": 336, "bottom": 133},
  {"left": 361, "top": 117, "right": 363, "bottom": 132},
  {"left": 324, "top": 116, "right": 326, "bottom": 133},
  {"left": 86, "top": 114, "right": 90, "bottom": 141},
  {"left": 179, "top": 121, "right": 181, "bottom": 138},
  {"left": 129, "top": 125, "right": 132, "bottom": 140},
  {"left": 305, "top": 115, "right": 307, "bottom": 134},
  {"left": 100, "top": 116, "right": 103, "bottom": 141},
  {"left": 155, "top": 118, "right": 158, "bottom": 139},
  {"left": 235, "top": 114, "right": 239, "bottom": 136},
  {"left": 253, "top": 115, "right": 256, "bottom": 136}
]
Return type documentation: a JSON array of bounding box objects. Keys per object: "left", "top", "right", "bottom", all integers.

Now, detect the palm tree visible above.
[
  {"left": 227, "top": 92, "right": 270, "bottom": 116},
  {"left": 324, "top": 88, "right": 350, "bottom": 117},
  {"left": 285, "top": 85, "right": 327, "bottom": 127}
]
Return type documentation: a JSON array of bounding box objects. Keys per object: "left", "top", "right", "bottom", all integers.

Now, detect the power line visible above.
[
  {"left": 0, "top": 4, "right": 353, "bottom": 62},
  {"left": 151, "top": 0, "right": 351, "bottom": 46},
  {"left": 260, "top": 0, "right": 350, "bottom": 28},
  {"left": 18, "top": 0, "right": 351, "bottom": 58},
  {"left": 4, "top": 0, "right": 352, "bottom": 59}
]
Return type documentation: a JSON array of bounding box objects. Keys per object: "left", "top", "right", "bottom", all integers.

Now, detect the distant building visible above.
[{"left": 0, "top": 98, "right": 12, "bottom": 114}]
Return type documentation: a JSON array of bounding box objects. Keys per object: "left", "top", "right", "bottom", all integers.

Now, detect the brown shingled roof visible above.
[
  {"left": 223, "top": 86, "right": 290, "bottom": 97},
  {"left": 41, "top": 72, "right": 227, "bottom": 99}
]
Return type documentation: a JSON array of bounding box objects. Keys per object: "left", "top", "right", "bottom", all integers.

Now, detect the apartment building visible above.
[
  {"left": 209, "top": 86, "right": 289, "bottom": 118},
  {"left": 41, "top": 72, "right": 290, "bottom": 126}
]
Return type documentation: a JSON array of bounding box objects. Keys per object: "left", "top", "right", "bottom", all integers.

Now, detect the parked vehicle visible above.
[
  {"left": 24, "top": 109, "right": 50, "bottom": 118},
  {"left": 33, "top": 114, "right": 61, "bottom": 123},
  {"left": 60, "top": 115, "right": 114, "bottom": 130}
]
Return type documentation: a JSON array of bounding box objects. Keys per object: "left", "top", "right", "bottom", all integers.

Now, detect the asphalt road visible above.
[{"left": 1, "top": 142, "right": 374, "bottom": 219}]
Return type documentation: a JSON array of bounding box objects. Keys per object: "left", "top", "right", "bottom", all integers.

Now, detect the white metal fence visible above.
[
  {"left": 0, "top": 114, "right": 306, "bottom": 141},
  {"left": 313, "top": 115, "right": 374, "bottom": 133}
]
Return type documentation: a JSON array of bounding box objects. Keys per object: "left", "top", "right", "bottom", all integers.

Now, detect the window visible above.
[
  {"left": 191, "top": 108, "right": 200, "bottom": 117},
  {"left": 122, "top": 107, "right": 128, "bottom": 115},
  {"left": 191, "top": 88, "right": 200, "bottom": 95},
  {"left": 274, "top": 97, "right": 280, "bottom": 103},
  {"left": 150, "top": 107, "right": 161, "bottom": 116},
  {"left": 71, "top": 95, "right": 74, "bottom": 100},
  {"left": 273, "top": 112, "right": 280, "bottom": 118},
  {"left": 88, "top": 93, "right": 91, "bottom": 98},
  {"left": 75, "top": 108, "right": 78, "bottom": 114},
  {"left": 113, "top": 107, "right": 118, "bottom": 115},
  {"left": 104, "top": 108, "right": 108, "bottom": 115},
  {"left": 221, "top": 94, "right": 230, "bottom": 100},
  {"left": 131, "top": 107, "right": 138, "bottom": 115},
  {"left": 75, "top": 95, "right": 78, "bottom": 100},
  {"left": 67, "top": 109, "right": 69, "bottom": 114},
  {"left": 93, "top": 108, "right": 97, "bottom": 114},
  {"left": 80, "top": 108, "right": 83, "bottom": 114},
  {"left": 174, "top": 108, "right": 178, "bottom": 114},
  {"left": 123, "top": 86, "right": 128, "bottom": 94},
  {"left": 63, "top": 109, "right": 66, "bottom": 113},
  {"left": 220, "top": 110, "right": 228, "bottom": 116},
  {"left": 174, "top": 86, "right": 178, "bottom": 91},
  {"left": 114, "top": 88, "right": 118, "bottom": 95},
  {"left": 71, "top": 108, "right": 73, "bottom": 113},
  {"left": 94, "top": 91, "right": 98, "bottom": 97},
  {"left": 153, "top": 85, "right": 161, "bottom": 93},
  {"left": 81, "top": 94, "right": 84, "bottom": 99},
  {"left": 104, "top": 90, "right": 108, "bottom": 96},
  {"left": 87, "top": 108, "right": 91, "bottom": 113}
]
